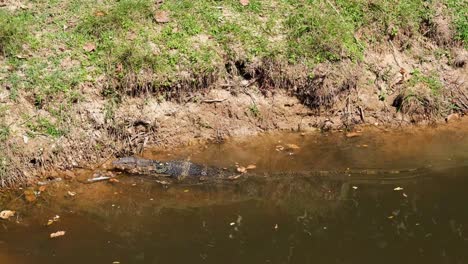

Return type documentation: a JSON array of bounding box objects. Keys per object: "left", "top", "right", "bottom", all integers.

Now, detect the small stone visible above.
[
  {"left": 63, "top": 170, "right": 75, "bottom": 180},
  {"left": 109, "top": 178, "right": 119, "bottom": 183},
  {"left": 446, "top": 113, "right": 460, "bottom": 123}
]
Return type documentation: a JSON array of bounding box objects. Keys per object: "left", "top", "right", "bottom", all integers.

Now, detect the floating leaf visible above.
[
  {"left": 346, "top": 132, "right": 361, "bottom": 138},
  {"left": 246, "top": 164, "right": 256, "bottom": 170},
  {"left": 285, "top": 144, "right": 300, "bottom": 150},
  {"left": 50, "top": 231, "right": 66, "bottom": 238}
]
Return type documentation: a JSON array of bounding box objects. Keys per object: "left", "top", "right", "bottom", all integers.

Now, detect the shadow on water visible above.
[{"left": 0, "top": 121, "right": 467, "bottom": 264}]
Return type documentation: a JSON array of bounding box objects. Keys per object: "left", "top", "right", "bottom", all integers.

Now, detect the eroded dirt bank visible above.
[
  {"left": 1, "top": 0, "right": 468, "bottom": 187},
  {"left": 1, "top": 81, "right": 467, "bottom": 188},
  {"left": 1, "top": 47, "right": 468, "bottom": 187}
]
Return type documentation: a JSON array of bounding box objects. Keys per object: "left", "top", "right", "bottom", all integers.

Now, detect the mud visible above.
[{"left": 1, "top": 44, "right": 467, "bottom": 187}]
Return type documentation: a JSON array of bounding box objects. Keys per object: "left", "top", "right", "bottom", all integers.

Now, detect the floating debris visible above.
[
  {"left": 50, "top": 231, "right": 66, "bottom": 238},
  {"left": 47, "top": 215, "right": 60, "bottom": 226},
  {"left": 394, "top": 187, "right": 404, "bottom": 191},
  {"left": 246, "top": 164, "right": 257, "bottom": 170},
  {"left": 352, "top": 186, "right": 358, "bottom": 190},
  {"left": 285, "top": 144, "right": 300, "bottom": 150},
  {"left": 87, "top": 176, "right": 111, "bottom": 183},
  {"left": 237, "top": 166, "right": 247, "bottom": 173},
  {"left": 346, "top": 132, "right": 361, "bottom": 138},
  {"left": 0, "top": 210, "right": 15, "bottom": 220}
]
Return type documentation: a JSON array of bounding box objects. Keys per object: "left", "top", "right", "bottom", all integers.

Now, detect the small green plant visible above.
[
  {"left": 0, "top": 154, "right": 8, "bottom": 184},
  {"left": 446, "top": 0, "right": 468, "bottom": 44},
  {"left": 248, "top": 104, "right": 260, "bottom": 117},
  {"left": 0, "top": 9, "right": 30, "bottom": 56},
  {"left": 0, "top": 125, "right": 10, "bottom": 142},
  {"left": 409, "top": 70, "right": 443, "bottom": 95},
  {"left": 26, "top": 117, "right": 65, "bottom": 138}
]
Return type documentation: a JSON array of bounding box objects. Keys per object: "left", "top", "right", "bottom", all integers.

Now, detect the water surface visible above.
[{"left": 0, "top": 120, "right": 467, "bottom": 264}]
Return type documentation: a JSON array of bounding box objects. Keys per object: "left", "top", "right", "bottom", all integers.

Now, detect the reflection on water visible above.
[{"left": 0, "top": 120, "right": 467, "bottom": 264}]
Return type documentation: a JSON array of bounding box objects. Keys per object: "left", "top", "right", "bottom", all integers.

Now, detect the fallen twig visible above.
[
  {"left": 86, "top": 176, "right": 111, "bottom": 183},
  {"left": 201, "top": 98, "right": 227, "bottom": 103}
]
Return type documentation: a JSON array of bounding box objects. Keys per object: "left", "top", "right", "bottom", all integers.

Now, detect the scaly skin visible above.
[
  {"left": 112, "top": 157, "right": 229, "bottom": 180},
  {"left": 112, "top": 156, "right": 430, "bottom": 181}
]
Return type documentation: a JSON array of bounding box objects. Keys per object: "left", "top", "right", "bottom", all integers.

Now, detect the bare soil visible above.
[{"left": 1, "top": 46, "right": 467, "bottom": 188}]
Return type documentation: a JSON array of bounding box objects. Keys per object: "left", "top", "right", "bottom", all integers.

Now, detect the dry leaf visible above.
[
  {"left": 346, "top": 132, "right": 361, "bottom": 138},
  {"left": 0, "top": 210, "right": 15, "bottom": 220},
  {"left": 246, "top": 164, "right": 256, "bottom": 170},
  {"left": 94, "top": 11, "right": 105, "bottom": 17},
  {"left": 275, "top": 145, "right": 284, "bottom": 151},
  {"left": 240, "top": 0, "right": 249, "bottom": 6},
  {"left": 50, "top": 231, "right": 66, "bottom": 238},
  {"left": 154, "top": 11, "right": 170, "bottom": 23},
  {"left": 38, "top": 186, "right": 46, "bottom": 192},
  {"left": 83, "top": 43, "right": 96, "bottom": 52},
  {"left": 24, "top": 189, "right": 36, "bottom": 202},
  {"left": 285, "top": 144, "right": 300, "bottom": 150},
  {"left": 237, "top": 166, "right": 247, "bottom": 173}
]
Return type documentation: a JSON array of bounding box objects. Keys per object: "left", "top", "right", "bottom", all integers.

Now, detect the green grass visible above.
[
  {"left": 408, "top": 69, "right": 443, "bottom": 95},
  {"left": 446, "top": 0, "right": 468, "bottom": 44},
  {"left": 26, "top": 117, "right": 65, "bottom": 138},
  {"left": 0, "top": 0, "right": 464, "bottom": 141}
]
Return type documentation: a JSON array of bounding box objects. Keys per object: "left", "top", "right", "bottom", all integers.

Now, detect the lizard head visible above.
[{"left": 153, "top": 162, "right": 169, "bottom": 174}]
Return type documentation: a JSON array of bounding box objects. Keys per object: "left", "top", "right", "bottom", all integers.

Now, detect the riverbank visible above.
[
  {"left": 0, "top": 0, "right": 467, "bottom": 187},
  {"left": 0, "top": 119, "right": 468, "bottom": 264}
]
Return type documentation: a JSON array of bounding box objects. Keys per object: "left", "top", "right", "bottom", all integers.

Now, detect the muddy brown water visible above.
[{"left": 1, "top": 120, "right": 468, "bottom": 264}]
